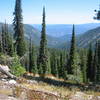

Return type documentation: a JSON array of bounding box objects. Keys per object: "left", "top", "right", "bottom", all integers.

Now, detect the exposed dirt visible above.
[{"left": 0, "top": 78, "right": 100, "bottom": 100}]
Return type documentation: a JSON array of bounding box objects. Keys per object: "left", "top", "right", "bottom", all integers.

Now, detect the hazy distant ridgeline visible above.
[
  {"left": 0, "top": 23, "right": 100, "bottom": 48},
  {"left": 0, "top": 23, "right": 63, "bottom": 47},
  {"left": 33, "top": 23, "right": 100, "bottom": 37}
]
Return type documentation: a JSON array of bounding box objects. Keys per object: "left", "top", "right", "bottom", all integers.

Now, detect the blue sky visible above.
[{"left": 0, "top": 0, "right": 99, "bottom": 24}]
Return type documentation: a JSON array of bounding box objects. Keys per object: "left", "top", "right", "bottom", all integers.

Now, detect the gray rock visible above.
[
  {"left": 0, "top": 64, "right": 16, "bottom": 79},
  {"left": 8, "top": 80, "right": 17, "bottom": 84}
]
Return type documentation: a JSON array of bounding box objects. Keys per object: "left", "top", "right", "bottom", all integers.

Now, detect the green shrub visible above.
[
  {"left": 10, "top": 55, "right": 26, "bottom": 77},
  {"left": 67, "top": 74, "right": 83, "bottom": 83},
  {"left": 0, "top": 54, "right": 12, "bottom": 65}
]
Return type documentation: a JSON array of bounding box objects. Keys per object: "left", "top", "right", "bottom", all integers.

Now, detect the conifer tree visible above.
[
  {"left": 86, "top": 44, "right": 93, "bottom": 82},
  {"left": 51, "top": 51, "right": 58, "bottom": 77},
  {"left": 13, "top": 0, "right": 26, "bottom": 57},
  {"left": 1, "top": 23, "right": 14, "bottom": 56},
  {"left": 47, "top": 51, "right": 51, "bottom": 74},
  {"left": 29, "top": 36, "right": 37, "bottom": 74},
  {"left": 37, "top": 7, "right": 48, "bottom": 76},
  {"left": 5, "top": 23, "right": 14, "bottom": 56},
  {"left": 58, "top": 53, "right": 63, "bottom": 77},
  {"left": 54, "top": 57, "right": 58, "bottom": 77},
  {"left": 67, "top": 25, "right": 76, "bottom": 74},
  {"left": 94, "top": 5, "right": 100, "bottom": 82},
  {"left": 66, "top": 25, "right": 82, "bottom": 82},
  {"left": 2, "top": 24, "right": 6, "bottom": 54},
  {"left": 97, "top": 40, "right": 100, "bottom": 72},
  {"left": 1, "top": 23, "right": 8, "bottom": 54},
  {"left": 0, "top": 40, "right": 2, "bottom": 53},
  {"left": 80, "top": 50, "right": 87, "bottom": 83},
  {"left": 50, "top": 50, "right": 56, "bottom": 75},
  {"left": 8, "top": 35, "right": 14, "bottom": 57},
  {"left": 93, "top": 41, "right": 100, "bottom": 82},
  {"left": 59, "top": 52, "right": 67, "bottom": 79},
  {"left": 97, "top": 40, "right": 100, "bottom": 82},
  {"left": 0, "top": 32, "right": 3, "bottom": 53},
  {"left": 4, "top": 23, "right": 9, "bottom": 53}
]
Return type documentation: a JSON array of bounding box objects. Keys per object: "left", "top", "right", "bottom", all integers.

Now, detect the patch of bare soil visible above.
[{"left": 0, "top": 78, "right": 100, "bottom": 100}]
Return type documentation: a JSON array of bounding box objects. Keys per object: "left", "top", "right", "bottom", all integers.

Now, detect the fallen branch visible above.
[{"left": 0, "top": 65, "right": 16, "bottom": 79}]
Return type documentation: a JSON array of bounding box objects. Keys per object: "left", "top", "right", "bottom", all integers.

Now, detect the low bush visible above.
[
  {"left": 10, "top": 55, "right": 26, "bottom": 77},
  {"left": 67, "top": 75, "right": 83, "bottom": 83},
  {"left": 0, "top": 54, "right": 13, "bottom": 65}
]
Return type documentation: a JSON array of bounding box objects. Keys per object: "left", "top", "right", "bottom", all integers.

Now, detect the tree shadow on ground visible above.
[{"left": 25, "top": 76, "right": 100, "bottom": 92}]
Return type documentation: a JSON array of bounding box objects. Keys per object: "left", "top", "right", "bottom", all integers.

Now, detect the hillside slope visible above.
[
  {"left": 34, "top": 23, "right": 100, "bottom": 37},
  {"left": 0, "top": 23, "right": 61, "bottom": 47},
  {"left": 77, "top": 27, "right": 100, "bottom": 48},
  {"left": 1, "top": 23, "right": 100, "bottom": 48},
  {"left": 56, "top": 27, "right": 100, "bottom": 49}
]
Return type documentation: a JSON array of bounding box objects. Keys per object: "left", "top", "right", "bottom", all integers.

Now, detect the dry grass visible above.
[
  {"left": 0, "top": 75, "right": 100, "bottom": 100},
  {"left": 85, "top": 91, "right": 100, "bottom": 96},
  {"left": 0, "top": 82, "right": 13, "bottom": 96},
  {"left": 22, "top": 81, "right": 75, "bottom": 99},
  {"left": 16, "top": 76, "right": 100, "bottom": 99},
  {"left": 13, "top": 86, "right": 23, "bottom": 98},
  {"left": 0, "top": 89, "right": 12, "bottom": 96}
]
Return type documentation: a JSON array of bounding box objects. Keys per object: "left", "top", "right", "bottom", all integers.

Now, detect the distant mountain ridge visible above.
[
  {"left": 33, "top": 23, "right": 100, "bottom": 37},
  {"left": 0, "top": 23, "right": 62, "bottom": 47},
  {"left": 0, "top": 23, "right": 100, "bottom": 49},
  {"left": 57, "top": 26, "right": 100, "bottom": 49},
  {"left": 77, "top": 26, "right": 100, "bottom": 48}
]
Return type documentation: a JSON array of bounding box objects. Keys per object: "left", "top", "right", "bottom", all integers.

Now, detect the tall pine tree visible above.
[
  {"left": 13, "top": 0, "right": 26, "bottom": 57},
  {"left": 67, "top": 24, "right": 76, "bottom": 74},
  {"left": 1, "top": 23, "right": 14, "bottom": 56},
  {"left": 29, "top": 36, "right": 37, "bottom": 74},
  {"left": 2, "top": 24, "right": 6, "bottom": 54},
  {"left": 37, "top": 7, "right": 48, "bottom": 76},
  {"left": 59, "top": 52, "right": 67, "bottom": 79},
  {"left": 86, "top": 44, "right": 93, "bottom": 82},
  {"left": 97, "top": 40, "right": 100, "bottom": 82},
  {"left": 0, "top": 31, "right": 3, "bottom": 53},
  {"left": 93, "top": 41, "right": 100, "bottom": 82},
  {"left": 80, "top": 49, "right": 87, "bottom": 83}
]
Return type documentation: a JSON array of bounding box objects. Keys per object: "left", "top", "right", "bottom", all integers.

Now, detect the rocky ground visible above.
[{"left": 0, "top": 77, "right": 100, "bottom": 100}]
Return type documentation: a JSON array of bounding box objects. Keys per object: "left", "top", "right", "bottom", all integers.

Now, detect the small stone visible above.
[
  {"left": 1, "top": 79, "right": 6, "bottom": 82},
  {"left": 8, "top": 80, "right": 17, "bottom": 84},
  {"left": 0, "top": 65, "right": 10, "bottom": 72}
]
